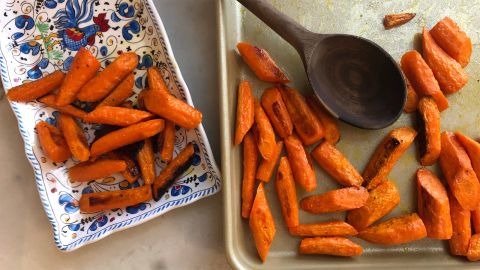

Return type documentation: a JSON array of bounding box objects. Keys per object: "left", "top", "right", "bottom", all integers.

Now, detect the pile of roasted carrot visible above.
[
  {"left": 7, "top": 48, "right": 202, "bottom": 212},
  {"left": 235, "top": 16, "right": 480, "bottom": 262}
]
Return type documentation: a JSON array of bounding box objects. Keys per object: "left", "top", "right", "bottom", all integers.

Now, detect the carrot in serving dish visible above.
[
  {"left": 38, "top": 95, "right": 88, "bottom": 120},
  {"left": 7, "top": 70, "right": 65, "bottom": 102},
  {"left": 84, "top": 106, "right": 155, "bottom": 126},
  {"left": 284, "top": 134, "right": 316, "bottom": 192},
  {"left": 275, "top": 157, "right": 299, "bottom": 228},
  {"left": 241, "top": 132, "right": 258, "bottom": 219},
  {"left": 107, "top": 151, "right": 140, "bottom": 184},
  {"left": 300, "top": 187, "right": 368, "bottom": 214},
  {"left": 253, "top": 100, "right": 276, "bottom": 160},
  {"left": 416, "top": 97, "right": 441, "bottom": 166},
  {"left": 97, "top": 73, "right": 134, "bottom": 108},
  {"left": 430, "top": 17, "right": 472, "bottom": 67},
  {"left": 256, "top": 141, "right": 283, "bottom": 182},
  {"left": 234, "top": 80, "right": 255, "bottom": 145},
  {"left": 69, "top": 159, "right": 127, "bottom": 182},
  {"left": 58, "top": 113, "right": 90, "bottom": 162},
  {"left": 403, "top": 77, "right": 419, "bottom": 113},
  {"left": 289, "top": 221, "right": 358, "bottom": 237},
  {"left": 35, "top": 121, "right": 71, "bottom": 163},
  {"left": 137, "top": 138, "right": 156, "bottom": 185},
  {"left": 159, "top": 121, "right": 176, "bottom": 162},
  {"left": 80, "top": 185, "right": 152, "bottom": 213},
  {"left": 306, "top": 96, "right": 340, "bottom": 144},
  {"left": 261, "top": 86, "right": 293, "bottom": 139},
  {"left": 299, "top": 237, "right": 363, "bottom": 257},
  {"left": 449, "top": 191, "right": 471, "bottom": 256}
]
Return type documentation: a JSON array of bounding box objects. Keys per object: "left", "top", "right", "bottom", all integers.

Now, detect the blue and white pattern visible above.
[{"left": 0, "top": 0, "right": 221, "bottom": 251}]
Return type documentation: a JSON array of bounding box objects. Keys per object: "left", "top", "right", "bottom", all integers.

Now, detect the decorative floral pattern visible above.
[{"left": 0, "top": 0, "right": 221, "bottom": 251}]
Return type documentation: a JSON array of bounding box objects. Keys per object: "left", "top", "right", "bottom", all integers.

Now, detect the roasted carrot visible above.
[
  {"left": 404, "top": 77, "right": 419, "bottom": 113},
  {"left": 7, "top": 70, "right": 65, "bottom": 102},
  {"left": 430, "top": 17, "right": 472, "bottom": 67},
  {"left": 284, "top": 134, "right": 316, "bottom": 192},
  {"left": 306, "top": 96, "right": 340, "bottom": 144},
  {"left": 363, "top": 127, "right": 417, "bottom": 190},
  {"left": 261, "top": 87, "right": 293, "bottom": 138},
  {"left": 38, "top": 95, "right": 87, "bottom": 120},
  {"left": 473, "top": 209, "right": 480, "bottom": 234},
  {"left": 455, "top": 131, "right": 480, "bottom": 180},
  {"left": 237, "top": 42, "right": 289, "bottom": 83},
  {"left": 449, "top": 192, "right": 471, "bottom": 256},
  {"left": 311, "top": 141, "right": 363, "bottom": 187},
  {"left": 58, "top": 114, "right": 89, "bottom": 162},
  {"left": 383, "top": 13, "right": 416, "bottom": 29},
  {"left": 253, "top": 100, "right": 276, "bottom": 160},
  {"left": 347, "top": 180, "right": 400, "bottom": 231},
  {"left": 249, "top": 183, "right": 276, "bottom": 262},
  {"left": 241, "top": 132, "right": 259, "bottom": 218},
  {"left": 439, "top": 132, "right": 480, "bottom": 210},
  {"left": 256, "top": 141, "right": 283, "bottom": 182},
  {"left": 289, "top": 221, "right": 358, "bottom": 237},
  {"left": 400, "top": 50, "right": 448, "bottom": 111},
  {"left": 79, "top": 185, "right": 152, "bottom": 213},
  {"left": 299, "top": 237, "right": 362, "bottom": 257},
  {"left": 85, "top": 106, "right": 155, "bottom": 126},
  {"left": 416, "top": 168, "right": 452, "bottom": 239},
  {"left": 35, "top": 121, "right": 71, "bottom": 163},
  {"left": 160, "top": 121, "right": 176, "bottom": 162},
  {"left": 468, "top": 234, "right": 480, "bottom": 261},
  {"left": 416, "top": 97, "right": 441, "bottom": 166},
  {"left": 107, "top": 151, "right": 140, "bottom": 184},
  {"left": 280, "top": 86, "right": 324, "bottom": 145},
  {"left": 137, "top": 138, "right": 156, "bottom": 185},
  {"left": 234, "top": 80, "right": 255, "bottom": 144},
  {"left": 69, "top": 159, "right": 127, "bottom": 182},
  {"left": 56, "top": 47, "right": 100, "bottom": 106},
  {"left": 77, "top": 52, "right": 138, "bottom": 102},
  {"left": 90, "top": 119, "right": 165, "bottom": 157},
  {"left": 97, "top": 73, "right": 134, "bottom": 107},
  {"left": 275, "top": 157, "right": 299, "bottom": 228},
  {"left": 300, "top": 187, "right": 368, "bottom": 214}
]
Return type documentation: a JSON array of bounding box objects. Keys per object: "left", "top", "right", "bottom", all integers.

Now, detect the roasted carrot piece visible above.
[
  {"left": 439, "top": 132, "right": 480, "bottom": 210},
  {"left": 363, "top": 127, "right": 417, "bottom": 190},
  {"left": 254, "top": 100, "right": 276, "bottom": 160},
  {"left": 400, "top": 51, "right": 448, "bottom": 111},
  {"left": 237, "top": 42, "right": 289, "bottom": 83},
  {"left": 58, "top": 114, "right": 89, "bottom": 162},
  {"left": 35, "top": 121, "right": 71, "bottom": 163},
  {"left": 97, "top": 73, "right": 134, "bottom": 108},
  {"left": 56, "top": 47, "right": 100, "bottom": 106},
  {"left": 79, "top": 185, "right": 152, "bottom": 213},
  {"left": 311, "top": 141, "right": 363, "bottom": 187},
  {"left": 449, "top": 192, "right": 471, "bottom": 256},
  {"left": 77, "top": 52, "right": 138, "bottom": 102},
  {"left": 84, "top": 106, "right": 155, "bottom": 126},
  {"left": 416, "top": 97, "right": 441, "bottom": 166},
  {"left": 256, "top": 141, "right": 283, "bottom": 182},
  {"left": 416, "top": 168, "right": 452, "bottom": 239},
  {"left": 300, "top": 187, "right": 368, "bottom": 214},
  {"left": 90, "top": 119, "right": 165, "bottom": 157},
  {"left": 347, "top": 180, "right": 400, "bottom": 231},
  {"left": 280, "top": 86, "right": 324, "bottom": 145},
  {"left": 275, "top": 157, "right": 299, "bottom": 228},
  {"left": 455, "top": 131, "right": 480, "bottom": 180},
  {"left": 38, "top": 95, "right": 87, "bottom": 120},
  {"left": 261, "top": 87, "right": 293, "bottom": 139},
  {"left": 289, "top": 221, "right": 358, "bottom": 237},
  {"left": 473, "top": 209, "right": 480, "bottom": 234},
  {"left": 69, "top": 159, "right": 127, "bottom": 182},
  {"left": 284, "top": 134, "right": 316, "bottom": 192},
  {"left": 467, "top": 234, "right": 480, "bottom": 261},
  {"left": 234, "top": 80, "right": 255, "bottom": 145},
  {"left": 7, "top": 70, "right": 65, "bottom": 102},
  {"left": 383, "top": 13, "right": 416, "bottom": 29},
  {"left": 107, "top": 151, "right": 140, "bottom": 184},
  {"left": 160, "top": 121, "right": 176, "bottom": 162},
  {"left": 306, "top": 96, "right": 340, "bottom": 144},
  {"left": 249, "top": 183, "right": 276, "bottom": 262},
  {"left": 137, "top": 138, "right": 156, "bottom": 185},
  {"left": 404, "top": 77, "right": 419, "bottom": 113},
  {"left": 431, "top": 17, "right": 472, "bottom": 67},
  {"left": 299, "top": 237, "right": 362, "bottom": 257},
  {"left": 152, "top": 143, "right": 195, "bottom": 201},
  {"left": 241, "top": 132, "right": 259, "bottom": 218}
]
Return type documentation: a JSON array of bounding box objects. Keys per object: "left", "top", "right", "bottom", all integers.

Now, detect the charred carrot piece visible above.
[
  {"left": 56, "top": 47, "right": 100, "bottom": 106},
  {"left": 241, "top": 132, "right": 259, "bottom": 218},
  {"left": 306, "top": 96, "right": 340, "bottom": 144},
  {"left": 449, "top": 192, "right": 471, "bottom": 256},
  {"left": 311, "top": 141, "right": 363, "bottom": 187},
  {"left": 280, "top": 86, "right": 324, "bottom": 145},
  {"left": 300, "top": 187, "right": 368, "bottom": 214},
  {"left": 152, "top": 143, "right": 195, "bottom": 201},
  {"left": 58, "top": 114, "right": 89, "bottom": 162},
  {"left": 416, "top": 168, "right": 452, "bottom": 239},
  {"left": 69, "top": 159, "right": 127, "bottom": 182},
  {"left": 234, "top": 80, "right": 255, "bottom": 145},
  {"left": 160, "top": 121, "right": 176, "bottom": 162},
  {"left": 254, "top": 100, "right": 276, "bottom": 160},
  {"left": 383, "top": 13, "right": 416, "bottom": 29},
  {"left": 39, "top": 95, "right": 87, "bottom": 120},
  {"left": 276, "top": 157, "right": 299, "bottom": 228},
  {"left": 455, "top": 131, "right": 480, "bottom": 180},
  {"left": 137, "top": 138, "right": 156, "bottom": 185},
  {"left": 35, "top": 121, "right": 71, "bottom": 163},
  {"left": 404, "top": 78, "right": 419, "bottom": 113},
  {"left": 90, "top": 119, "right": 165, "bottom": 157},
  {"left": 416, "top": 97, "right": 441, "bottom": 166},
  {"left": 347, "top": 180, "right": 400, "bottom": 231},
  {"left": 77, "top": 52, "right": 138, "bottom": 102},
  {"left": 363, "top": 127, "right": 417, "bottom": 190},
  {"left": 79, "top": 185, "right": 152, "bottom": 213},
  {"left": 249, "top": 183, "right": 276, "bottom": 262},
  {"left": 401, "top": 51, "right": 448, "bottom": 111},
  {"left": 289, "top": 221, "right": 358, "bottom": 237},
  {"left": 256, "top": 141, "right": 283, "bottom": 182},
  {"left": 439, "top": 132, "right": 480, "bottom": 210},
  {"left": 284, "top": 134, "right": 316, "bottom": 192},
  {"left": 299, "top": 237, "right": 362, "bottom": 257},
  {"left": 468, "top": 234, "right": 480, "bottom": 261},
  {"left": 237, "top": 42, "right": 289, "bottom": 83},
  {"left": 107, "top": 151, "right": 140, "bottom": 184},
  {"left": 261, "top": 87, "right": 293, "bottom": 139},
  {"left": 97, "top": 73, "right": 134, "bottom": 108},
  {"left": 431, "top": 17, "right": 472, "bottom": 67},
  {"left": 85, "top": 106, "right": 155, "bottom": 127},
  {"left": 7, "top": 70, "right": 65, "bottom": 102},
  {"left": 473, "top": 209, "right": 480, "bottom": 234}
]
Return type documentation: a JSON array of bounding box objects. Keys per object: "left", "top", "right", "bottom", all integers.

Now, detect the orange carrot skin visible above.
[
  {"left": 241, "top": 132, "right": 259, "bottom": 218},
  {"left": 249, "top": 183, "right": 276, "bottom": 262},
  {"left": 237, "top": 42, "right": 289, "bottom": 83},
  {"left": 455, "top": 131, "right": 480, "bottom": 180},
  {"left": 473, "top": 209, "right": 480, "bottom": 234},
  {"left": 56, "top": 47, "right": 100, "bottom": 106},
  {"left": 160, "top": 121, "right": 176, "bottom": 162},
  {"left": 311, "top": 141, "right": 363, "bottom": 187},
  {"left": 289, "top": 221, "right": 358, "bottom": 237},
  {"left": 234, "top": 80, "right": 255, "bottom": 145},
  {"left": 261, "top": 87, "right": 293, "bottom": 139},
  {"left": 90, "top": 119, "right": 165, "bottom": 157},
  {"left": 69, "top": 159, "right": 127, "bottom": 182},
  {"left": 468, "top": 234, "right": 480, "bottom": 261},
  {"left": 299, "top": 237, "right": 362, "bottom": 257},
  {"left": 306, "top": 96, "right": 340, "bottom": 144},
  {"left": 137, "top": 138, "right": 156, "bottom": 185},
  {"left": 449, "top": 192, "right": 471, "bottom": 256},
  {"left": 85, "top": 106, "right": 155, "bottom": 126},
  {"left": 58, "top": 114, "right": 90, "bottom": 162},
  {"left": 80, "top": 185, "right": 152, "bottom": 213},
  {"left": 256, "top": 141, "right": 283, "bottom": 182},
  {"left": 416, "top": 97, "right": 441, "bottom": 166},
  {"left": 7, "top": 70, "right": 65, "bottom": 102},
  {"left": 284, "top": 134, "right": 316, "bottom": 192},
  {"left": 300, "top": 187, "right": 368, "bottom": 214},
  {"left": 276, "top": 157, "right": 299, "bottom": 228},
  {"left": 108, "top": 151, "right": 140, "bottom": 184},
  {"left": 36, "top": 121, "right": 71, "bottom": 163},
  {"left": 404, "top": 77, "right": 419, "bottom": 113},
  {"left": 38, "top": 95, "right": 87, "bottom": 120},
  {"left": 254, "top": 101, "right": 276, "bottom": 160},
  {"left": 431, "top": 17, "right": 472, "bottom": 67},
  {"left": 97, "top": 73, "right": 134, "bottom": 107}
]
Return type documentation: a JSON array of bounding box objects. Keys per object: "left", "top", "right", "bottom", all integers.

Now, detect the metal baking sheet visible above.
[{"left": 218, "top": 0, "right": 480, "bottom": 269}]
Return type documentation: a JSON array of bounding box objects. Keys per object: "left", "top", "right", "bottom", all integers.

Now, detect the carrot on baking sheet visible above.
[
  {"left": 467, "top": 234, "right": 480, "bottom": 261},
  {"left": 299, "top": 237, "right": 362, "bottom": 257},
  {"left": 306, "top": 96, "right": 340, "bottom": 144},
  {"left": 234, "top": 80, "right": 255, "bottom": 145},
  {"left": 69, "top": 159, "right": 127, "bottom": 182},
  {"left": 455, "top": 131, "right": 480, "bottom": 180},
  {"left": 97, "top": 73, "right": 134, "bottom": 108},
  {"left": 300, "top": 186, "right": 368, "bottom": 214},
  {"left": 107, "top": 151, "right": 140, "bottom": 184},
  {"left": 253, "top": 100, "right": 276, "bottom": 160},
  {"left": 241, "top": 132, "right": 259, "bottom": 218},
  {"left": 84, "top": 106, "right": 155, "bottom": 126},
  {"left": 430, "top": 17, "right": 472, "bottom": 67},
  {"left": 261, "top": 87, "right": 293, "bottom": 139},
  {"left": 275, "top": 157, "right": 299, "bottom": 228},
  {"left": 159, "top": 121, "right": 176, "bottom": 162},
  {"left": 79, "top": 185, "right": 152, "bottom": 213},
  {"left": 7, "top": 70, "right": 65, "bottom": 102},
  {"left": 416, "top": 97, "right": 441, "bottom": 166},
  {"left": 256, "top": 141, "right": 283, "bottom": 182},
  {"left": 383, "top": 13, "right": 416, "bottom": 29},
  {"left": 289, "top": 221, "right": 358, "bottom": 237},
  {"left": 38, "top": 95, "right": 88, "bottom": 120},
  {"left": 404, "top": 77, "right": 419, "bottom": 113},
  {"left": 449, "top": 192, "right": 471, "bottom": 256},
  {"left": 137, "top": 138, "right": 156, "bottom": 185},
  {"left": 284, "top": 134, "right": 316, "bottom": 192},
  {"left": 77, "top": 52, "right": 138, "bottom": 102},
  {"left": 35, "top": 121, "right": 71, "bottom": 163},
  {"left": 58, "top": 113, "right": 90, "bottom": 162}
]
